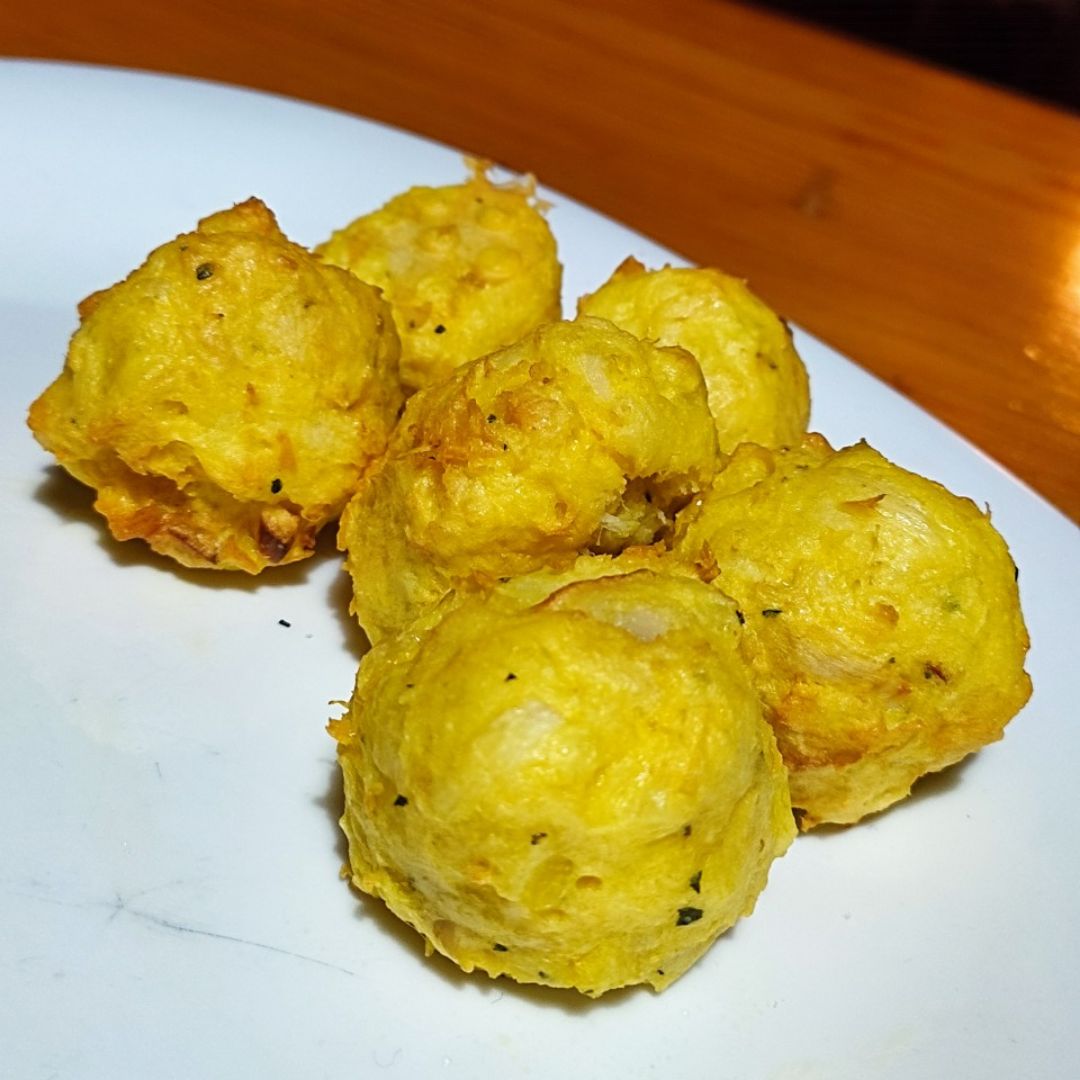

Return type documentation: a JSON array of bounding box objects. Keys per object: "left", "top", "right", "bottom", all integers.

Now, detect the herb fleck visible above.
[
  {"left": 487, "top": 414, "right": 497, "bottom": 423},
  {"left": 505, "top": 672, "right": 517, "bottom": 682},
  {"left": 195, "top": 262, "right": 215, "bottom": 280},
  {"left": 492, "top": 942, "right": 508, "bottom": 952},
  {"left": 530, "top": 832, "right": 547, "bottom": 845},
  {"left": 537, "top": 970, "right": 548, "bottom": 978},
  {"left": 923, "top": 662, "right": 948, "bottom": 682},
  {"left": 689, "top": 871, "right": 702, "bottom": 894},
  {"left": 761, "top": 608, "right": 783, "bottom": 618},
  {"left": 434, "top": 324, "right": 446, "bottom": 334},
  {"left": 735, "top": 609, "right": 745, "bottom": 625},
  {"left": 682, "top": 823, "right": 692, "bottom": 837},
  {"left": 676, "top": 906, "right": 703, "bottom": 926},
  {"left": 270, "top": 478, "right": 282, "bottom": 494},
  {"left": 393, "top": 794, "right": 409, "bottom": 806}
]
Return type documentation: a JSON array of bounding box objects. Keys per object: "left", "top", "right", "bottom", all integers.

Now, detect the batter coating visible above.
[
  {"left": 672, "top": 437, "right": 1032, "bottom": 827},
  {"left": 578, "top": 258, "right": 809, "bottom": 452},
  {"left": 28, "top": 199, "right": 403, "bottom": 573},
  {"left": 338, "top": 317, "right": 720, "bottom": 642},
  {"left": 318, "top": 163, "right": 562, "bottom": 390},
  {"left": 332, "top": 570, "right": 795, "bottom": 996}
]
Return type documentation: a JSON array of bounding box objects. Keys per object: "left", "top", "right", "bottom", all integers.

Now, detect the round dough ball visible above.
[
  {"left": 338, "top": 317, "right": 720, "bottom": 642},
  {"left": 28, "top": 198, "right": 403, "bottom": 573},
  {"left": 332, "top": 570, "right": 795, "bottom": 996},
  {"left": 578, "top": 258, "right": 809, "bottom": 452},
  {"left": 672, "top": 436, "right": 1032, "bottom": 828},
  {"left": 318, "top": 164, "right": 562, "bottom": 390}
]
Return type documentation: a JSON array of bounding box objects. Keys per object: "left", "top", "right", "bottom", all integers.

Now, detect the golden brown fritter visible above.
[
  {"left": 338, "top": 317, "right": 720, "bottom": 642},
  {"left": 332, "top": 569, "right": 795, "bottom": 996},
  {"left": 27, "top": 199, "right": 403, "bottom": 573},
  {"left": 671, "top": 436, "right": 1032, "bottom": 828},
  {"left": 578, "top": 258, "right": 809, "bottom": 452},
  {"left": 318, "top": 163, "right": 562, "bottom": 390}
]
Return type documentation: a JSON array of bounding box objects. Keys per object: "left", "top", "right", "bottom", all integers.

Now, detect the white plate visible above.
[{"left": 2, "top": 60, "right": 1077, "bottom": 1080}]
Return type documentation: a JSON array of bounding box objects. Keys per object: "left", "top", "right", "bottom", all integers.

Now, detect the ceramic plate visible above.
[{"left": 2, "top": 60, "right": 1077, "bottom": 1080}]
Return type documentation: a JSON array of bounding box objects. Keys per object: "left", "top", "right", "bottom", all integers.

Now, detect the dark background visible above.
[{"left": 746, "top": 0, "right": 1080, "bottom": 112}]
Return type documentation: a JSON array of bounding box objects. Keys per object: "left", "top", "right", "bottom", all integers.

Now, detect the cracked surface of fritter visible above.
[
  {"left": 318, "top": 165, "right": 562, "bottom": 390},
  {"left": 332, "top": 570, "right": 795, "bottom": 996},
  {"left": 338, "top": 317, "right": 720, "bottom": 642},
  {"left": 672, "top": 436, "right": 1032, "bottom": 827},
  {"left": 27, "top": 199, "right": 403, "bottom": 573},
  {"left": 578, "top": 259, "right": 809, "bottom": 452}
]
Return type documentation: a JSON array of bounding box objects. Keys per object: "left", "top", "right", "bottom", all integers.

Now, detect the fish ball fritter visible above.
[
  {"left": 578, "top": 259, "right": 809, "bottom": 452},
  {"left": 332, "top": 570, "right": 795, "bottom": 996},
  {"left": 318, "top": 165, "right": 561, "bottom": 390},
  {"left": 28, "top": 199, "right": 403, "bottom": 573},
  {"left": 672, "top": 437, "right": 1032, "bottom": 828},
  {"left": 337, "top": 317, "right": 720, "bottom": 642}
]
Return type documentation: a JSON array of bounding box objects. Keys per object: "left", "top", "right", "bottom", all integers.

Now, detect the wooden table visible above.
[{"left": 4, "top": 0, "right": 1079, "bottom": 520}]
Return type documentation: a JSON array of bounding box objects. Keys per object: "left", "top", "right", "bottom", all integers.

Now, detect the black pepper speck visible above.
[{"left": 676, "top": 906, "right": 703, "bottom": 926}]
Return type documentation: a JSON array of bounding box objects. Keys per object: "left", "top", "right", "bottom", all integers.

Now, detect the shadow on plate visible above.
[
  {"left": 315, "top": 763, "right": 657, "bottom": 1014},
  {"left": 33, "top": 464, "right": 336, "bottom": 590},
  {"left": 326, "top": 560, "right": 373, "bottom": 662}
]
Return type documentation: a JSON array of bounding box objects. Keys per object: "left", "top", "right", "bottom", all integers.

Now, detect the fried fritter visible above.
[
  {"left": 671, "top": 437, "right": 1032, "bottom": 828},
  {"left": 317, "top": 163, "right": 562, "bottom": 390},
  {"left": 27, "top": 199, "right": 403, "bottom": 573},
  {"left": 338, "top": 317, "right": 720, "bottom": 642},
  {"left": 332, "top": 570, "right": 795, "bottom": 996},
  {"left": 577, "top": 259, "right": 809, "bottom": 452}
]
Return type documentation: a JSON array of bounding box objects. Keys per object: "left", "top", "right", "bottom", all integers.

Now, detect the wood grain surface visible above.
[{"left": 4, "top": 0, "right": 1079, "bottom": 520}]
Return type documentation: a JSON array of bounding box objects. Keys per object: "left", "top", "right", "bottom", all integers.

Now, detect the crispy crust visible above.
[
  {"left": 672, "top": 438, "right": 1032, "bottom": 828},
  {"left": 28, "top": 198, "right": 403, "bottom": 573},
  {"left": 319, "top": 163, "right": 562, "bottom": 390},
  {"left": 578, "top": 260, "right": 809, "bottom": 452},
  {"left": 334, "top": 570, "right": 794, "bottom": 995},
  {"left": 338, "top": 317, "right": 720, "bottom": 640}
]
